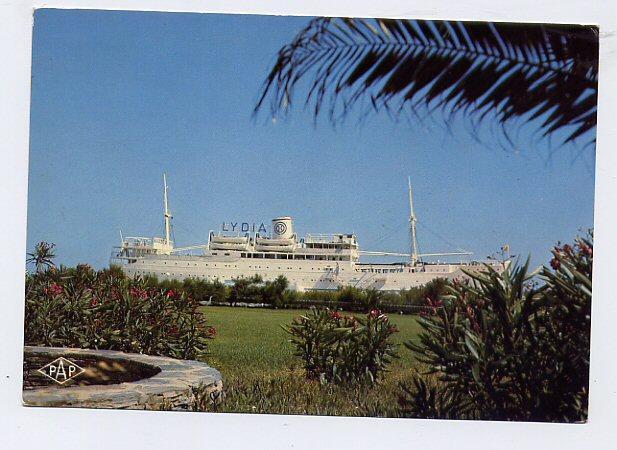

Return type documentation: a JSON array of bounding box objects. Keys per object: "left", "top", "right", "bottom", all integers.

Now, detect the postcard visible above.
[{"left": 23, "top": 9, "right": 597, "bottom": 423}]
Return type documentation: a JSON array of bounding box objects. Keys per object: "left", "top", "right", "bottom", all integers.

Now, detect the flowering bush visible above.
[
  {"left": 283, "top": 308, "right": 398, "bottom": 385},
  {"left": 402, "top": 232, "right": 592, "bottom": 422},
  {"left": 25, "top": 265, "right": 214, "bottom": 360}
]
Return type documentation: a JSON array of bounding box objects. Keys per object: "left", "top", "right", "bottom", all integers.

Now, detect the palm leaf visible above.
[{"left": 255, "top": 18, "right": 598, "bottom": 146}]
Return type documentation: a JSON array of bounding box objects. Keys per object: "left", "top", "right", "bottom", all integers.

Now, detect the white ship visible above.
[{"left": 111, "top": 175, "right": 505, "bottom": 291}]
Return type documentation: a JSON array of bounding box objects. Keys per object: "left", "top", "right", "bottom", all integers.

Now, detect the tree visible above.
[
  {"left": 228, "top": 275, "right": 263, "bottom": 305},
  {"left": 255, "top": 18, "right": 598, "bottom": 147},
  {"left": 262, "top": 275, "right": 289, "bottom": 308},
  {"left": 26, "top": 242, "right": 56, "bottom": 273}
]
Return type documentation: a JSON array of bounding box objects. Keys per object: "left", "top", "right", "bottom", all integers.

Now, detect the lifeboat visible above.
[
  {"left": 210, "top": 235, "right": 249, "bottom": 244},
  {"left": 209, "top": 234, "right": 250, "bottom": 251},
  {"left": 254, "top": 244, "right": 294, "bottom": 252},
  {"left": 255, "top": 236, "right": 295, "bottom": 246}
]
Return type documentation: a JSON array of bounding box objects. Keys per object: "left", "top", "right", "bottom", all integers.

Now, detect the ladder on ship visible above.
[{"left": 354, "top": 271, "right": 385, "bottom": 289}]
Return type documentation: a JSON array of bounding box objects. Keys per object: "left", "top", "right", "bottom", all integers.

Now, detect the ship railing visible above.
[
  {"left": 121, "top": 237, "right": 155, "bottom": 248},
  {"left": 296, "top": 247, "right": 356, "bottom": 256},
  {"left": 109, "top": 248, "right": 130, "bottom": 266},
  {"left": 305, "top": 233, "right": 355, "bottom": 243},
  {"left": 121, "top": 236, "right": 172, "bottom": 247}
]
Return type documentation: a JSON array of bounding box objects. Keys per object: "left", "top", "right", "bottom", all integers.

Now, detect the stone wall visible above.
[{"left": 23, "top": 346, "right": 223, "bottom": 410}]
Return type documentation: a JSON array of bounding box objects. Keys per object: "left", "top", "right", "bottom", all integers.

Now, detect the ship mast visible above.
[
  {"left": 408, "top": 177, "right": 420, "bottom": 265},
  {"left": 163, "top": 173, "right": 172, "bottom": 247}
]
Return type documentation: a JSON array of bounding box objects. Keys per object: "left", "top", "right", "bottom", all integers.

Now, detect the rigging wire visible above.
[
  {"left": 416, "top": 220, "right": 469, "bottom": 252},
  {"left": 172, "top": 219, "right": 209, "bottom": 247}
]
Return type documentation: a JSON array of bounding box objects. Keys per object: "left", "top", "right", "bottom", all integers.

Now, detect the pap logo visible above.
[
  {"left": 273, "top": 221, "right": 287, "bottom": 235},
  {"left": 37, "top": 357, "right": 85, "bottom": 385}
]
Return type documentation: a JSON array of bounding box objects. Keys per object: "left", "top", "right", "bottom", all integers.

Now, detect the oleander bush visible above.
[
  {"left": 398, "top": 376, "right": 472, "bottom": 420},
  {"left": 24, "top": 259, "right": 215, "bottom": 360},
  {"left": 283, "top": 308, "right": 399, "bottom": 385},
  {"left": 402, "top": 232, "right": 592, "bottom": 422}
]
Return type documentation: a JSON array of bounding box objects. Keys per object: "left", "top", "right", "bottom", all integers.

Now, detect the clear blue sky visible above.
[{"left": 27, "top": 9, "right": 596, "bottom": 269}]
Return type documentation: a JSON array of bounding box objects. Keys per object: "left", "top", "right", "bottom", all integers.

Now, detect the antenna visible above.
[
  {"left": 408, "top": 177, "right": 420, "bottom": 265},
  {"left": 163, "top": 173, "right": 172, "bottom": 247}
]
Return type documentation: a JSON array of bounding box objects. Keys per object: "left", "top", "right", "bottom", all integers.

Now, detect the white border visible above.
[{"left": 2, "top": 1, "right": 616, "bottom": 449}]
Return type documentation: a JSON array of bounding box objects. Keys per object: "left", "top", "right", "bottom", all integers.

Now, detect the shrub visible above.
[
  {"left": 283, "top": 308, "right": 398, "bottom": 385},
  {"left": 261, "top": 275, "right": 289, "bottom": 308},
  {"left": 336, "top": 286, "right": 367, "bottom": 306},
  {"left": 403, "top": 232, "right": 592, "bottom": 422},
  {"left": 228, "top": 275, "right": 263, "bottom": 304},
  {"left": 181, "top": 277, "right": 228, "bottom": 303},
  {"left": 24, "top": 267, "right": 215, "bottom": 360},
  {"left": 398, "top": 376, "right": 472, "bottom": 420},
  {"left": 398, "top": 278, "right": 448, "bottom": 307},
  {"left": 291, "top": 280, "right": 448, "bottom": 313}
]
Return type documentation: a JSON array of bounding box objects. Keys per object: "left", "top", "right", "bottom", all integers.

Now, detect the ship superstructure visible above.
[{"left": 112, "top": 175, "right": 505, "bottom": 291}]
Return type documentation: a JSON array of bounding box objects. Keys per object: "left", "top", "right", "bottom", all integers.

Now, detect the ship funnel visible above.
[{"left": 272, "top": 216, "right": 293, "bottom": 239}]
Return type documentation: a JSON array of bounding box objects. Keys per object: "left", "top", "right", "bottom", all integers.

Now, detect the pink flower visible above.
[
  {"left": 330, "top": 311, "right": 342, "bottom": 320},
  {"left": 369, "top": 309, "right": 381, "bottom": 319},
  {"left": 166, "top": 289, "right": 177, "bottom": 299},
  {"left": 45, "top": 283, "right": 63, "bottom": 296},
  {"left": 130, "top": 287, "right": 148, "bottom": 299},
  {"left": 466, "top": 305, "right": 474, "bottom": 318}
]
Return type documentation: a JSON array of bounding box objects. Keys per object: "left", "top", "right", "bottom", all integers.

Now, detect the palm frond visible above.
[{"left": 255, "top": 18, "right": 598, "bottom": 146}]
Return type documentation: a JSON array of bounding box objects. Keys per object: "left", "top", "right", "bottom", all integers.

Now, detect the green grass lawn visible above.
[
  {"left": 202, "top": 306, "right": 423, "bottom": 373},
  {"left": 197, "top": 306, "right": 425, "bottom": 416}
]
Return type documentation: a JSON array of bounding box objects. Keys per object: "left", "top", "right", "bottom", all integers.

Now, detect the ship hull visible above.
[{"left": 119, "top": 253, "right": 496, "bottom": 292}]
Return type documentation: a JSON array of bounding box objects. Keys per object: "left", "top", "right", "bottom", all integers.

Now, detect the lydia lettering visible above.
[{"left": 221, "top": 222, "right": 268, "bottom": 233}]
